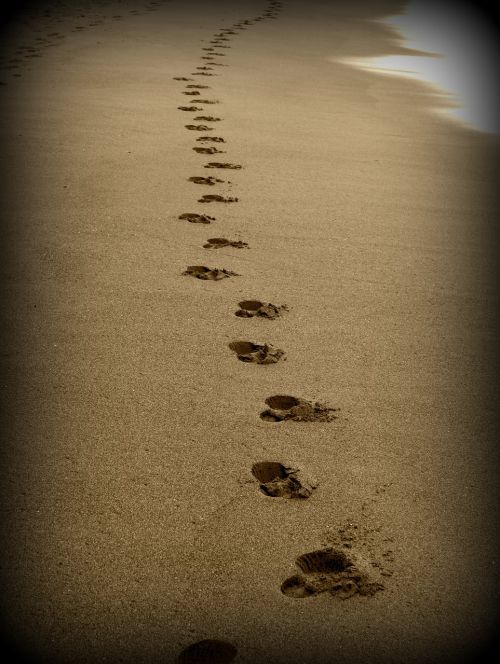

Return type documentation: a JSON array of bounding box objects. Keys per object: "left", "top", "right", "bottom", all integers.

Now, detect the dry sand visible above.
[{"left": 0, "top": 0, "right": 499, "bottom": 662}]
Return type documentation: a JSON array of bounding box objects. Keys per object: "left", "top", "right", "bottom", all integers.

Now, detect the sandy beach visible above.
[{"left": 0, "top": 0, "right": 499, "bottom": 662}]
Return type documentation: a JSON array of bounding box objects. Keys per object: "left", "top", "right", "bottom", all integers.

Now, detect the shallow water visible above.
[{"left": 343, "top": 0, "right": 500, "bottom": 134}]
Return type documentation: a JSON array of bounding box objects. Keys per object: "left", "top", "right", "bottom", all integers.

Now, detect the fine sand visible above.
[{"left": 0, "top": 1, "right": 499, "bottom": 662}]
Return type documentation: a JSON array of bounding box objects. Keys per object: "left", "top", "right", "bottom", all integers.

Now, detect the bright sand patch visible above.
[{"left": 0, "top": 0, "right": 498, "bottom": 662}]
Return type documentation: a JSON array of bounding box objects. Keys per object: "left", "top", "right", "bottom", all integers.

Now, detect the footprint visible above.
[
  {"left": 196, "top": 136, "right": 225, "bottom": 143},
  {"left": 182, "top": 91, "right": 201, "bottom": 96},
  {"left": 194, "top": 116, "right": 221, "bottom": 122},
  {"left": 281, "top": 548, "right": 384, "bottom": 599},
  {"left": 228, "top": 341, "right": 285, "bottom": 364},
  {"left": 183, "top": 266, "right": 238, "bottom": 280},
  {"left": 185, "top": 125, "right": 213, "bottom": 131},
  {"left": 178, "top": 640, "right": 237, "bottom": 664},
  {"left": 178, "top": 106, "right": 203, "bottom": 111},
  {"left": 193, "top": 147, "right": 225, "bottom": 154},
  {"left": 196, "top": 66, "right": 213, "bottom": 71},
  {"left": 203, "top": 238, "right": 247, "bottom": 249},
  {"left": 260, "top": 395, "right": 338, "bottom": 422},
  {"left": 178, "top": 213, "right": 215, "bottom": 224},
  {"left": 196, "top": 99, "right": 220, "bottom": 104},
  {"left": 173, "top": 77, "right": 192, "bottom": 81},
  {"left": 192, "top": 72, "right": 216, "bottom": 76},
  {"left": 235, "top": 300, "right": 287, "bottom": 319},
  {"left": 188, "top": 176, "right": 224, "bottom": 185},
  {"left": 251, "top": 462, "right": 316, "bottom": 498},
  {"left": 204, "top": 162, "right": 242, "bottom": 169},
  {"left": 186, "top": 84, "right": 210, "bottom": 89},
  {"left": 198, "top": 194, "right": 238, "bottom": 203},
  {"left": 201, "top": 48, "right": 214, "bottom": 52}
]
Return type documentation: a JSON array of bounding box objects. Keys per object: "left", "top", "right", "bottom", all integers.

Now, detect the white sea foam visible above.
[{"left": 340, "top": 0, "right": 499, "bottom": 134}]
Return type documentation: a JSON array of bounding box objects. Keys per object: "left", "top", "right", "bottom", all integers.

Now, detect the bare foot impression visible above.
[
  {"left": 193, "top": 147, "right": 225, "bottom": 154},
  {"left": 281, "top": 548, "right": 384, "bottom": 599},
  {"left": 198, "top": 194, "right": 238, "bottom": 203},
  {"left": 204, "top": 162, "right": 242, "bottom": 169},
  {"left": 196, "top": 66, "right": 213, "bottom": 71},
  {"left": 178, "top": 639, "right": 237, "bottom": 664},
  {"left": 251, "top": 462, "right": 317, "bottom": 499},
  {"left": 186, "top": 84, "right": 210, "bottom": 88},
  {"left": 178, "top": 213, "right": 215, "bottom": 224},
  {"left": 196, "top": 136, "right": 225, "bottom": 143},
  {"left": 260, "top": 395, "right": 338, "bottom": 422},
  {"left": 196, "top": 99, "right": 220, "bottom": 104},
  {"left": 178, "top": 106, "right": 203, "bottom": 111},
  {"left": 194, "top": 116, "right": 221, "bottom": 122},
  {"left": 188, "top": 176, "right": 224, "bottom": 185},
  {"left": 235, "top": 300, "right": 287, "bottom": 319},
  {"left": 183, "top": 265, "right": 238, "bottom": 281},
  {"left": 228, "top": 341, "right": 285, "bottom": 364},
  {"left": 173, "top": 76, "right": 192, "bottom": 81},
  {"left": 203, "top": 238, "right": 248, "bottom": 249},
  {"left": 182, "top": 91, "right": 200, "bottom": 96},
  {"left": 185, "top": 125, "right": 213, "bottom": 131}
]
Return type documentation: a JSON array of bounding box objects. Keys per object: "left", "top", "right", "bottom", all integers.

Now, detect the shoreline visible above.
[{"left": 1, "top": 1, "right": 499, "bottom": 662}]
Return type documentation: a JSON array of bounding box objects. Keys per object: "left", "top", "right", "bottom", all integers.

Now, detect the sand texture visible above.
[{"left": 0, "top": 0, "right": 499, "bottom": 662}]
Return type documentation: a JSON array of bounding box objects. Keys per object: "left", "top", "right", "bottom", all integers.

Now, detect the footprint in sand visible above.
[
  {"left": 204, "top": 238, "right": 248, "bottom": 249},
  {"left": 192, "top": 72, "right": 216, "bottom": 76},
  {"left": 194, "top": 116, "right": 221, "bottom": 122},
  {"left": 182, "top": 91, "right": 201, "bottom": 96},
  {"left": 202, "top": 47, "right": 214, "bottom": 52},
  {"left": 251, "top": 462, "right": 317, "bottom": 498},
  {"left": 228, "top": 341, "right": 285, "bottom": 364},
  {"left": 188, "top": 176, "right": 224, "bottom": 185},
  {"left": 198, "top": 194, "right": 238, "bottom": 203},
  {"left": 196, "top": 66, "right": 213, "bottom": 71},
  {"left": 183, "top": 266, "right": 238, "bottom": 281},
  {"left": 235, "top": 300, "right": 287, "bottom": 319},
  {"left": 196, "top": 99, "right": 220, "bottom": 104},
  {"left": 193, "top": 147, "right": 225, "bottom": 154},
  {"left": 281, "top": 548, "right": 384, "bottom": 599},
  {"left": 204, "top": 162, "right": 242, "bottom": 169},
  {"left": 178, "top": 106, "right": 203, "bottom": 111},
  {"left": 260, "top": 395, "right": 338, "bottom": 422},
  {"left": 178, "top": 213, "right": 215, "bottom": 224},
  {"left": 185, "top": 125, "right": 213, "bottom": 131},
  {"left": 173, "top": 77, "right": 192, "bottom": 81},
  {"left": 178, "top": 640, "right": 237, "bottom": 664},
  {"left": 186, "top": 84, "right": 210, "bottom": 89},
  {"left": 196, "top": 136, "right": 225, "bottom": 143}
]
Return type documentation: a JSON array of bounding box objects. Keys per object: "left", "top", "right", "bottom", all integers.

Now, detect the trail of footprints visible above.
[
  {"left": 0, "top": 0, "right": 166, "bottom": 84},
  {"left": 173, "top": 1, "right": 391, "bottom": 660}
]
